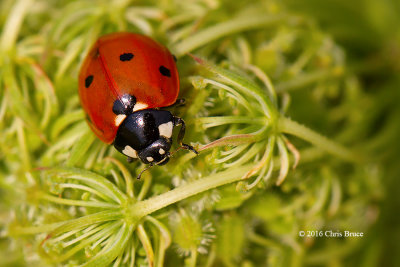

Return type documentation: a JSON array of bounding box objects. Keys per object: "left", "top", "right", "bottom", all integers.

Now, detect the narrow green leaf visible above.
[
  {"left": 50, "top": 210, "right": 123, "bottom": 237},
  {"left": 45, "top": 167, "right": 127, "bottom": 204},
  {"left": 82, "top": 223, "right": 135, "bottom": 267}
]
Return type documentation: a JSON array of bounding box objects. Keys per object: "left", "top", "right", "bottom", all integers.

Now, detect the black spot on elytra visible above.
[
  {"left": 85, "top": 75, "right": 93, "bottom": 88},
  {"left": 120, "top": 53, "right": 134, "bottom": 61},
  {"left": 159, "top": 66, "right": 171, "bottom": 77}
]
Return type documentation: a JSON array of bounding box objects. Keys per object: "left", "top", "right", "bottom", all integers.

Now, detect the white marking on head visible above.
[
  {"left": 122, "top": 146, "right": 138, "bottom": 158},
  {"left": 146, "top": 156, "right": 154, "bottom": 162},
  {"left": 115, "top": 114, "right": 126, "bottom": 126},
  {"left": 133, "top": 102, "right": 148, "bottom": 112},
  {"left": 158, "top": 121, "right": 173, "bottom": 138},
  {"left": 159, "top": 148, "right": 165, "bottom": 155}
]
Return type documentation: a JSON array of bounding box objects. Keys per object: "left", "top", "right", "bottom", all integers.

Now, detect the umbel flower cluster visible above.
[{"left": 0, "top": 0, "right": 386, "bottom": 266}]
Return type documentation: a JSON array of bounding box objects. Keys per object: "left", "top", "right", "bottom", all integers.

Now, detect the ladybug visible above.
[{"left": 78, "top": 32, "right": 197, "bottom": 171}]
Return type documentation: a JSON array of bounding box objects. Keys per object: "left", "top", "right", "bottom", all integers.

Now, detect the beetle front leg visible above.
[
  {"left": 173, "top": 116, "right": 198, "bottom": 155},
  {"left": 162, "top": 98, "right": 186, "bottom": 110}
]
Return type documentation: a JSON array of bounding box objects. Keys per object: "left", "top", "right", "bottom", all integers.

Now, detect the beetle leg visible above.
[
  {"left": 173, "top": 98, "right": 186, "bottom": 107},
  {"left": 162, "top": 98, "right": 186, "bottom": 110},
  {"left": 173, "top": 116, "right": 198, "bottom": 155}
]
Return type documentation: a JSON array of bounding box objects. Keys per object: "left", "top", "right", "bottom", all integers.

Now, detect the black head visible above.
[
  {"left": 113, "top": 109, "right": 175, "bottom": 165},
  {"left": 138, "top": 137, "right": 171, "bottom": 165}
]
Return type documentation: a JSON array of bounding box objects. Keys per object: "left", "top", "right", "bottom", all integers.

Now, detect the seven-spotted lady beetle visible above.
[{"left": 78, "top": 32, "right": 197, "bottom": 175}]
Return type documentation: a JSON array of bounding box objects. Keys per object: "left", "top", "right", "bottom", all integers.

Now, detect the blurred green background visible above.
[
  {"left": 0, "top": 0, "right": 399, "bottom": 266},
  {"left": 283, "top": 1, "right": 400, "bottom": 266}
]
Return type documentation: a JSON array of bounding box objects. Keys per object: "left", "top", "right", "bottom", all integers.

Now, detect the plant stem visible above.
[
  {"left": 278, "top": 116, "right": 361, "bottom": 162},
  {"left": 132, "top": 165, "right": 253, "bottom": 217},
  {"left": 199, "top": 134, "right": 258, "bottom": 153},
  {"left": 173, "top": 15, "right": 287, "bottom": 56},
  {"left": 188, "top": 247, "right": 198, "bottom": 267}
]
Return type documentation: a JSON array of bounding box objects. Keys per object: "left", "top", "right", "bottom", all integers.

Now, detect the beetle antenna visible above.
[
  {"left": 168, "top": 147, "right": 181, "bottom": 158},
  {"left": 137, "top": 164, "right": 153, "bottom": 180}
]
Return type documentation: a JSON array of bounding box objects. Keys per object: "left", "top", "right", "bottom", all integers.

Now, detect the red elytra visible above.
[{"left": 78, "top": 32, "right": 179, "bottom": 144}]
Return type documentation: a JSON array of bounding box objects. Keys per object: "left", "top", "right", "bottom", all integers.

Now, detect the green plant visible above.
[{"left": 1, "top": 0, "right": 395, "bottom": 266}]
